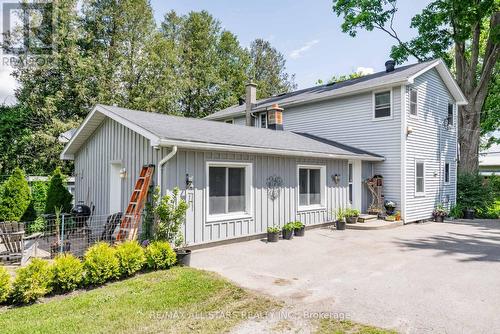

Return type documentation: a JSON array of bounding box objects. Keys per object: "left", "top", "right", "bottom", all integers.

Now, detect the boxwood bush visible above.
[
  {"left": 0, "top": 265, "right": 10, "bottom": 303},
  {"left": 11, "top": 259, "right": 53, "bottom": 304},
  {"left": 83, "top": 242, "right": 120, "bottom": 286},
  {"left": 52, "top": 253, "right": 84, "bottom": 293},
  {"left": 145, "top": 241, "right": 176, "bottom": 270},
  {"left": 115, "top": 241, "right": 146, "bottom": 277}
]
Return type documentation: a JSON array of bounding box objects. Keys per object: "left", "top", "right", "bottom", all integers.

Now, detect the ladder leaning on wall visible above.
[{"left": 115, "top": 165, "right": 155, "bottom": 241}]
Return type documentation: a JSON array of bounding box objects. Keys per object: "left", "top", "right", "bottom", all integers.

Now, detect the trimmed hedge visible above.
[
  {"left": 52, "top": 253, "right": 84, "bottom": 293},
  {"left": 115, "top": 241, "right": 146, "bottom": 277},
  {"left": 11, "top": 259, "right": 53, "bottom": 304},
  {"left": 145, "top": 241, "right": 177, "bottom": 270},
  {"left": 0, "top": 265, "right": 10, "bottom": 303},
  {"left": 83, "top": 242, "right": 120, "bottom": 285}
]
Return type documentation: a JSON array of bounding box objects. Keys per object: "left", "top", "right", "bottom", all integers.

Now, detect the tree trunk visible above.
[{"left": 458, "top": 103, "right": 481, "bottom": 173}]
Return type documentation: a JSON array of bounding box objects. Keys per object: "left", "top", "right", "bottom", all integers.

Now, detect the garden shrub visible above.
[
  {"left": 26, "top": 216, "right": 46, "bottom": 234},
  {"left": 0, "top": 265, "right": 10, "bottom": 303},
  {"left": 83, "top": 242, "right": 119, "bottom": 285},
  {"left": 52, "top": 253, "right": 84, "bottom": 293},
  {"left": 115, "top": 241, "right": 146, "bottom": 277},
  {"left": 44, "top": 167, "right": 73, "bottom": 215},
  {"left": 457, "top": 173, "right": 494, "bottom": 217},
  {"left": 20, "top": 199, "right": 37, "bottom": 223},
  {"left": 151, "top": 187, "right": 188, "bottom": 247},
  {"left": 11, "top": 258, "right": 53, "bottom": 304},
  {"left": 145, "top": 241, "right": 177, "bottom": 270},
  {"left": 30, "top": 181, "right": 48, "bottom": 214},
  {"left": 0, "top": 167, "right": 31, "bottom": 222}
]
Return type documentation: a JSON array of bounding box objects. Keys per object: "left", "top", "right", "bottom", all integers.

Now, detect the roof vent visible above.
[{"left": 385, "top": 60, "right": 396, "bottom": 72}]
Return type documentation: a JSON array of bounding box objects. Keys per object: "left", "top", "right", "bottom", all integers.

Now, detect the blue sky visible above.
[{"left": 150, "top": 0, "right": 431, "bottom": 88}]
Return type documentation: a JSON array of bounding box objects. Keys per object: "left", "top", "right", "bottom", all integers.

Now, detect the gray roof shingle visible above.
[
  {"left": 205, "top": 60, "right": 438, "bottom": 120},
  {"left": 95, "top": 105, "right": 383, "bottom": 160}
]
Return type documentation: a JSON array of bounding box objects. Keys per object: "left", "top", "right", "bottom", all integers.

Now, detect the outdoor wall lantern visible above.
[
  {"left": 186, "top": 173, "right": 194, "bottom": 189},
  {"left": 332, "top": 174, "right": 340, "bottom": 185},
  {"left": 119, "top": 168, "right": 127, "bottom": 179}
]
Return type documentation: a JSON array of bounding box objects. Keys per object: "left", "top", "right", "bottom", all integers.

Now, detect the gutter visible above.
[
  {"left": 157, "top": 146, "right": 178, "bottom": 195},
  {"left": 158, "top": 139, "right": 384, "bottom": 162}
]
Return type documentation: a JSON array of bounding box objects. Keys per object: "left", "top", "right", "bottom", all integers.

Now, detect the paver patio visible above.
[{"left": 190, "top": 220, "right": 500, "bottom": 333}]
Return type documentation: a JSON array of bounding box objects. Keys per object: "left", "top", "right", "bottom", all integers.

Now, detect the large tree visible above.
[
  {"left": 248, "top": 39, "right": 297, "bottom": 99},
  {"left": 332, "top": 0, "right": 499, "bottom": 172}
]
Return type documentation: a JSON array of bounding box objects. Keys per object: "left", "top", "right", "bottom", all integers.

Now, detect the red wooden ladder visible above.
[{"left": 115, "top": 165, "right": 155, "bottom": 241}]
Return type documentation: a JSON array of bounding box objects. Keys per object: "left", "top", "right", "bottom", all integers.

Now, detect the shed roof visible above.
[
  {"left": 61, "top": 104, "right": 384, "bottom": 161},
  {"left": 205, "top": 59, "right": 467, "bottom": 120}
]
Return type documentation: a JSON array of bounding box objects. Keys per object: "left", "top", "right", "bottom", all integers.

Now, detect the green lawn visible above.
[
  {"left": 0, "top": 267, "right": 278, "bottom": 334},
  {"left": 316, "top": 319, "right": 397, "bottom": 334}
]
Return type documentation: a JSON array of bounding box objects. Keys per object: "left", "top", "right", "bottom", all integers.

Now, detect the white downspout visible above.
[{"left": 157, "top": 146, "right": 177, "bottom": 195}]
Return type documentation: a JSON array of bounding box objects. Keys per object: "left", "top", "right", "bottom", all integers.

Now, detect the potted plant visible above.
[
  {"left": 344, "top": 208, "right": 360, "bottom": 224},
  {"left": 282, "top": 222, "right": 294, "bottom": 240},
  {"left": 432, "top": 204, "right": 448, "bottom": 222},
  {"left": 267, "top": 226, "right": 280, "bottom": 242},
  {"left": 335, "top": 208, "right": 346, "bottom": 230},
  {"left": 395, "top": 211, "right": 401, "bottom": 221},
  {"left": 385, "top": 215, "right": 396, "bottom": 222},
  {"left": 293, "top": 221, "right": 305, "bottom": 237},
  {"left": 384, "top": 200, "right": 397, "bottom": 215},
  {"left": 150, "top": 187, "right": 190, "bottom": 265}
]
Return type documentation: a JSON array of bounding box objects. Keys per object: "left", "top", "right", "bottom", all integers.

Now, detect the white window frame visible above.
[
  {"left": 205, "top": 161, "right": 253, "bottom": 222},
  {"left": 444, "top": 162, "right": 450, "bottom": 185},
  {"left": 259, "top": 113, "right": 267, "bottom": 128},
  {"left": 372, "top": 89, "right": 393, "bottom": 121},
  {"left": 297, "top": 164, "right": 326, "bottom": 211},
  {"left": 415, "top": 160, "right": 426, "bottom": 197},
  {"left": 224, "top": 119, "right": 234, "bottom": 124},
  {"left": 409, "top": 88, "right": 418, "bottom": 117}
]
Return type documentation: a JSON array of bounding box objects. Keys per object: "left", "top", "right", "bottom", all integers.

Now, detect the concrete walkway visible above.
[{"left": 190, "top": 220, "right": 500, "bottom": 333}]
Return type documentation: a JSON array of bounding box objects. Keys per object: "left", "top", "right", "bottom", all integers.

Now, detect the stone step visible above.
[{"left": 358, "top": 214, "right": 378, "bottom": 223}]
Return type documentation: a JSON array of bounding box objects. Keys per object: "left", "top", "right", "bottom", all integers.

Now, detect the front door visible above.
[
  {"left": 348, "top": 160, "right": 362, "bottom": 211},
  {"left": 109, "top": 162, "right": 122, "bottom": 213}
]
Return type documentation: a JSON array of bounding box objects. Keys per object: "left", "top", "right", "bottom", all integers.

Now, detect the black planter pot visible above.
[
  {"left": 346, "top": 216, "right": 358, "bottom": 224},
  {"left": 434, "top": 215, "right": 444, "bottom": 223},
  {"left": 294, "top": 226, "right": 305, "bottom": 237},
  {"left": 175, "top": 249, "right": 192, "bottom": 266},
  {"left": 463, "top": 208, "right": 475, "bottom": 220},
  {"left": 336, "top": 220, "right": 346, "bottom": 230},
  {"left": 282, "top": 229, "right": 294, "bottom": 240},
  {"left": 267, "top": 231, "right": 279, "bottom": 242}
]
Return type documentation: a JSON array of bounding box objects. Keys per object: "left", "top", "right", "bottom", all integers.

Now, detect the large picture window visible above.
[
  {"left": 373, "top": 91, "right": 392, "bottom": 119},
  {"left": 298, "top": 166, "right": 325, "bottom": 208},
  {"left": 207, "top": 162, "right": 252, "bottom": 220}
]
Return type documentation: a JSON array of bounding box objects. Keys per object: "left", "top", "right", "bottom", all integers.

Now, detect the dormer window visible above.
[{"left": 373, "top": 90, "right": 392, "bottom": 119}]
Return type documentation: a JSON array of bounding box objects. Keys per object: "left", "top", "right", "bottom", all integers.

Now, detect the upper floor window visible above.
[
  {"left": 224, "top": 119, "right": 234, "bottom": 124},
  {"left": 260, "top": 113, "right": 267, "bottom": 128},
  {"left": 447, "top": 103, "right": 454, "bottom": 126},
  {"left": 373, "top": 91, "right": 392, "bottom": 119},
  {"left": 298, "top": 165, "right": 325, "bottom": 209},
  {"left": 410, "top": 89, "right": 418, "bottom": 116}
]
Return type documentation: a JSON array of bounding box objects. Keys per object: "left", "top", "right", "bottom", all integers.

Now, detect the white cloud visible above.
[
  {"left": 289, "top": 39, "right": 319, "bottom": 60},
  {"left": 0, "top": 65, "right": 17, "bottom": 105},
  {"left": 356, "top": 66, "right": 375, "bottom": 75}
]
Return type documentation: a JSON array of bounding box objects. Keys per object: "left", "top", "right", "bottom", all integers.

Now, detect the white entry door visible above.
[
  {"left": 109, "top": 162, "right": 122, "bottom": 213},
  {"left": 348, "top": 160, "right": 362, "bottom": 211}
]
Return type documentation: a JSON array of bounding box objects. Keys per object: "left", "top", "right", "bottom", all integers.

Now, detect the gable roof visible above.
[
  {"left": 61, "top": 104, "right": 384, "bottom": 161},
  {"left": 205, "top": 59, "right": 468, "bottom": 121}
]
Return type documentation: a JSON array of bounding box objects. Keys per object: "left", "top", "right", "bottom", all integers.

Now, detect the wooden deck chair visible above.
[{"left": 0, "top": 222, "right": 42, "bottom": 266}]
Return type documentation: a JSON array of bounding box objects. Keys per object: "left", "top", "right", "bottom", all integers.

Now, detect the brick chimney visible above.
[
  {"left": 267, "top": 103, "right": 284, "bottom": 130},
  {"left": 245, "top": 82, "right": 256, "bottom": 126}
]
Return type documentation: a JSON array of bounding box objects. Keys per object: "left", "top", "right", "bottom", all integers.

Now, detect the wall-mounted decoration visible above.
[{"left": 266, "top": 175, "right": 283, "bottom": 200}]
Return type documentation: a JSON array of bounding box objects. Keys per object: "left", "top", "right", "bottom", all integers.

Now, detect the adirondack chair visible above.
[{"left": 0, "top": 222, "right": 42, "bottom": 266}]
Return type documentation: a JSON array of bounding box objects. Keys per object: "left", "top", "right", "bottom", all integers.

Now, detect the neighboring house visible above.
[
  {"left": 61, "top": 105, "right": 382, "bottom": 245},
  {"left": 479, "top": 143, "right": 500, "bottom": 176},
  {"left": 205, "top": 59, "right": 467, "bottom": 222}
]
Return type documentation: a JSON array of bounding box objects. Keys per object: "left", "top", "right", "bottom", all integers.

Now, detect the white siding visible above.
[
  {"left": 74, "top": 118, "right": 351, "bottom": 245},
  {"left": 405, "top": 69, "right": 457, "bottom": 221}
]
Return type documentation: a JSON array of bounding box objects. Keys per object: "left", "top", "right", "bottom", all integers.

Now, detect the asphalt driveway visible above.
[{"left": 190, "top": 220, "right": 500, "bottom": 333}]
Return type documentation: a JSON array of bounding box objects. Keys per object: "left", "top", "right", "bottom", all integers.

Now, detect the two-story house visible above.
[
  {"left": 205, "top": 59, "right": 467, "bottom": 223},
  {"left": 61, "top": 58, "right": 467, "bottom": 246}
]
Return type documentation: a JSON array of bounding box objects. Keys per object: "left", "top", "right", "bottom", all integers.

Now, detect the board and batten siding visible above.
[
  {"left": 262, "top": 87, "right": 402, "bottom": 211},
  {"left": 404, "top": 68, "right": 457, "bottom": 222},
  {"left": 74, "top": 118, "right": 350, "bottom": 245}
]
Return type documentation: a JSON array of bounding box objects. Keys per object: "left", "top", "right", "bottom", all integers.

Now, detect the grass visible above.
[
  {"left": 315, "top": 319, "right": 397, "bottom": 334},
  {"left": 0, "top": 267, "right": 278, "bottom": 334}
]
